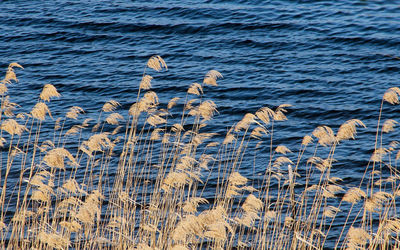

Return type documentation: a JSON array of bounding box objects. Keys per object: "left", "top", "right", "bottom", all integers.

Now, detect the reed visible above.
[{"left": 0, "top": 58, "right": 399, "bottom": 249}]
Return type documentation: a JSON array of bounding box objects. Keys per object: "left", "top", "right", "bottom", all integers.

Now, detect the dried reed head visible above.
[
  {"left": 162, "top": 172, "right": 192, "bottom": 192},
  {"left": 312, "top": 126, "right": 336, "bottom": 147},
  {"left": 147, "top": 114, "right": 167, "bottom": 126},
  {"left": 1, "top": 62, "right": 23, "bottom": 84},
  {"left": 40, "top": 84, "right": 60, "bottom": 102},
  {"left": 203, "top": 70, "right": 223, "bottom": 86},
  {"left": 31, "top": 102, "right": 52, "bottom": 120},
  {"left": 365, "top": 192, "right": 392, "bottom": 213},
  {"left": 1, "top": 119, "right": 27, "bottom": 136},
  {"left": 198, "top": 100, "right": 217, "bottom": 121},
  {"left": 171, "top": 123, "right": 184, "bottom": 133},
  {"left": 38, "top": 231, "right": 70, "bottom": 249},
  {"left": 255, "top": 107, "right": 274, "bottom": 125},
  {"left": 102, "top": 100, "right": 120, "bottom": 112},
  {"left": 342, "top": 187, "right": 366, "bottom": 204},
  {"left": 2, "top": 96, "right": 19, "bottom": 117},
  {"left": 382, "top": 119, "right": 398, "bottom": 133},
  {"left": 66, "top": 106, "right": 84, "bottom": 119},
  {"left": 76, "top": 191, "right": 103, "bottom": 224},
  {"left": 242, "top": 194, "right": 263, "bottom": 214},
  {"left": 168, "top": 97, "right": 180, "bottom": 109},
  {"left": 370, "top": 147, "right": 388, "bottom": 162},
  {"left": 323, "top": 206, "right": 341, "bottom": 218},
  {"left": 274, "top": 104, "right": 291, "bottom": 121},
  {"left": 250, "top": 126, "right": 268, "bottom": 139},
  {"left": 43, "top": 148, "right": 78, "bottom": 169},
  {"left": 383, "top": 87, "right": 400, "bottom": 105},
  {"left": 62, "top": 179, "right": 83, "bottom": 194},
  {"left": 235, "top": 113, "right": 256, "bottom": 132},
  {"left": 172, "top": 215, "right": 202, "bottom": 243},
  {"left": 150, "top": 128, "right": 163, "bottom": 141},
  {"left": 275, "top": 145, "right": 291, "bottom": 155},
  {"left": 385, "top": 219, "right": 400, "bottom": 234},
  {"left": 346, "top": 227, "right": 370, "bottom": 249},
  {"left": 204, "top": 222, "right": 229, "bottom": 241},
  {"left": 31, "top": 189, "right": 51, "bottom": 202},
  {"left": 65, "top": 125, "right": 83, "bottom": 136},
  {"left": 140, "top": 74, "right": 153, "bottom": 90},
  {"left": 226, "top": 172, "right": 248, "bottom": 198},
  {"left": 322, "top": 184, "right": 344, "bottom": 198},
  {"left": 80, "top": 133, "right": 113, "bottom": 156},
  {"left": 265, "top": 210, "right": 277, "bottom": 220},
  {"left": 182, "top": 197, "right": 209, "bottom": 214},
  {"left": 188, "top": 83, "right": 203, "bottom": 96},
  {"left": 143, "top": 91, "right": 159, "bottom": 107},
  {"left": 273, "top": 156, "right": 293, "bottom": 169},
  {"left": 228, "top": 172, "right": 248, "bottom": 186},
  {"left": 147, "top": 55, "right": 168, "bottom": 71},
  {"left": 192, "top": 132, "right": 216, "bottom": 146},
  {"left": 0, "top": 84, "right": 7, "bottom": 95},
  {"left": 336, "top": 119, "right": 365, "bottom": 142},
  {"left": 105, "top": 112, "right": 124, "bottom": 125}
]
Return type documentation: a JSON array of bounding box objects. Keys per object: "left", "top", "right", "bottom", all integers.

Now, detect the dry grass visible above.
[{"left": 0, "top": 58, "right": 399, "bottom": 249}]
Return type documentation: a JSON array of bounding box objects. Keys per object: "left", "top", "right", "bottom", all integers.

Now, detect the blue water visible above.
[{"left": 1, "top": 0, "right": 400, "bottom": 247}]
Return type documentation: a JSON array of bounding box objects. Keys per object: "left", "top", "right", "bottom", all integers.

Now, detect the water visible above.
[{"left": 1, "top": 0, "right": 400, "bottom": 248}]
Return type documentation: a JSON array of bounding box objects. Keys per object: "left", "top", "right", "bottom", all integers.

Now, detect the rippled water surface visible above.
[{"left": 1, "top": 0, "right": 400, "bottom": 247}]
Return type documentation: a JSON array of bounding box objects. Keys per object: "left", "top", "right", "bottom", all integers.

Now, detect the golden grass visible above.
[{"left": 0, "top": 58, "right": 399, "bottom": 249}]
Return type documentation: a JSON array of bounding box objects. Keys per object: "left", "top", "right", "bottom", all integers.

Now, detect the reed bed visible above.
[{"left": 0, "top": 57, "right": 399, "bottom": 249}]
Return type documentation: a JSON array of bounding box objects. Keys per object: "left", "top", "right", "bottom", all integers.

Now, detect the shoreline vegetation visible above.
[{"left": 0, "top": 56, "right": 400, "bottom": 249}]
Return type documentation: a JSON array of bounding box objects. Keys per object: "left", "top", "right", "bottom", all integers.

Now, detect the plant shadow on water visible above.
[{"left": 0, "top": 57, "right": 399, "bottom": 249}]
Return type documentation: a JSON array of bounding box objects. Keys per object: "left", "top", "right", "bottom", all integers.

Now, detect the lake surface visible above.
[{"left": 1, "top": 0, "right": 400, "bottom": 248}]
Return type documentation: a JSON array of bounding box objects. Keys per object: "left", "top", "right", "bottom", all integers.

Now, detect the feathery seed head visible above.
[
  {"left": 0, "top": 84, "right": 8, "bottom": 95},
  {"left": 1, "top": 119, "right": 27, "bottom": 136},
  {"left": 102, "top": 100, "right": 120, "bottom": 112},
  {"left": 347, "top": 227, "right": 370, "bottom": 249},
  {"left": 250, "top": 126, "right": 268, "bottom": 139},
  {"left": 383, "top": 87, "right": 400, "bottom": 105},
  {"left": 235, "top": 113, "right": 256, "bottom": 132},
  {"left": 228, "top": 172, "right": 248, "bottom": 186},
  {"left": 43, "top": 148, "right": 78, "bottom": 169},
  {"left": 31, "top": 102, "right": 51, "bottom": 120},
  {"left": 382, "top": 119, "right": 398, "bottom": 133},
  {"left": 188, "top": 83, "right": 203, "bottom": 96},
  {"left": 203, "top": 70, "right": 223, "bottom": 86},
  {"left": 147, "top": 114, "right": 167, "bottom": 126},
  {"left": 105, "top": 112, "right": 124, "bottom": 125},
  {"left": 275, "top": 145, "right": 292, "bottom": 155},
  {"left": 323, "top": 206, "right": 341, "bottom": 218},
  {"left": 40, "top": 84, "right": 60, "bottom": 102},
  {"left": 336, "top": 119, "right": 365, "bottom": 142},
  {"left": 66, "top": 106, "right": 84, "bottom": 119},
  {"left": 371, "top": 147, "right": 388, "bottom": 162},
  {"left": 256, "top": 107, "right": 274, "bottom": 125},
  {"left": 140, "top": 74, "right": 153, "bottom": 90},
  {"left": 343, "top": 188, "right": 366, "bottom": 204},
  {"left": 274, "top": 104, "right": 291, "bottom": 121},
  {"left": 312, "top": 126, "right": 336, "bottom": 147},
  {"left": 168, "top": 97, "right": 180, "bottom": 109},
  {"left": 182, "top": 197, "right": 209, "bottom": 213},
  {"left": 198, "top": 100, "right": 217, "bottom": 121},
  {"left": 147, "top": 55, "right": 168, "bottom": 72},
  {"left": 1, "top": 62, "right": 23, "bottom": 84},
  {"left": 302, "top": 135, "right": 313, "bottom": 146}
]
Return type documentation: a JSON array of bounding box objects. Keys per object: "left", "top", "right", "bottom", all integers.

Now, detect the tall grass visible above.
[{"left": 0, "top": 57, "right": 399, "bottom": 249}]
